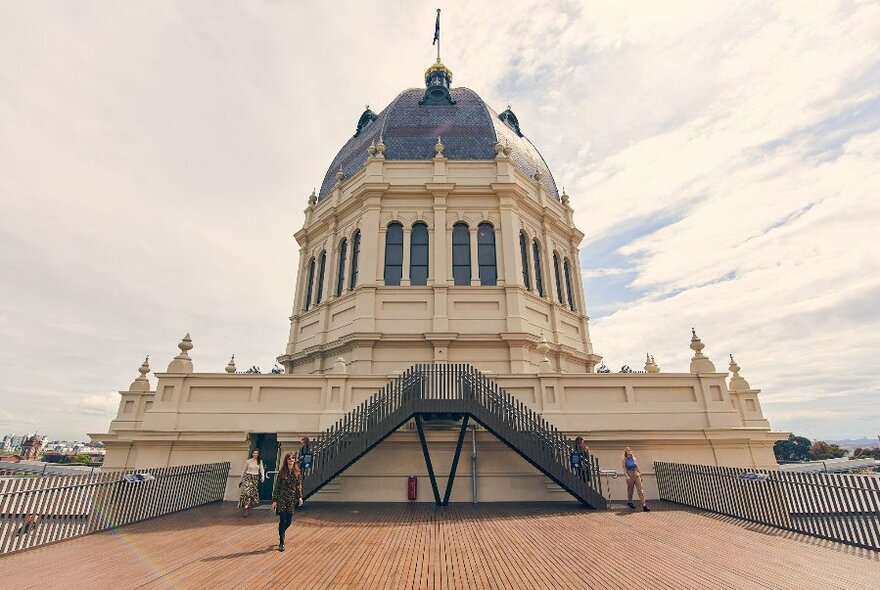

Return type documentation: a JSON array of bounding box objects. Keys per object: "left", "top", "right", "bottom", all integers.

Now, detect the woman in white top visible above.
[{"left": 238, "top": 448, "right": 266, "bottom": 517}]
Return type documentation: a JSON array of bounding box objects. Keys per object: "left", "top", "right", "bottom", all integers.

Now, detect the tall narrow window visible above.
[
  {"left": 477, "top": 222, "right": 497, "bottom": 286},
  {"left": 553, "top": 252, "right": 564, "bottom": 303},
  {"left": 315, "top": 250, "right": 327, "bottom": 304},
  {"left": 349, "top": 230, "right": 360, "bottom": 290},
  {"left": 304, "top": 257, "right": 316, "bottom": 311},
  {"left": 452, "top": 223, "right": 471, "bottom": 286},
  {"left": 563, "top": 257, "right": 575, "bottom": 310},
  {"left": 519, "top": 231, "right": 531, "bottom": 290},
  {"left": 384, "top": 222, "right": 403, "bottom": 286},
  {"left": 410, "top": 222, "right": 429, "bottom": 286},
  {"left": 336, "top": 238, "right": 348, "bottom": 297},
  {"left": 532, "top": 239, "right": 544, "bottom": 297}
]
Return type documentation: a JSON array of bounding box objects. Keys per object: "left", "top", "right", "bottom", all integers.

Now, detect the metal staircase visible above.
[{"left": 302, "top": 364, "right": 605, "bottom": 508}]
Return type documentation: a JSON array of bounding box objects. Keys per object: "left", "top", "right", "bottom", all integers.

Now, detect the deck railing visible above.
[
  {"left": 0, "top": 462, "right": 230, "bottom": 555},
  {"left": 655, "top": 461, "right": 880, "bottom": 551},
  {"left": 305, "top": 363, "right": 605, "bottom": 507}
]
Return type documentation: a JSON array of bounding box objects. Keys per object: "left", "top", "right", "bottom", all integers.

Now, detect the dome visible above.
[{"left": 317, "top": 86, "right": 560, "bottom": 201}]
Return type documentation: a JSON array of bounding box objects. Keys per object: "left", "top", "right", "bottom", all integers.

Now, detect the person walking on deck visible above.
[
  {"left": 622, "top": 447, "right": 650, "bottom": 512},
  {"left": 238, "top": 448, "right": 265, "bottom": 517},
  {"left": 272, "top": 452, "right": 303, "bottom": 551}
]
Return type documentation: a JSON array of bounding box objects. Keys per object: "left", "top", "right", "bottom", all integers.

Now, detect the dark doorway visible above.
[{"left": 251, "top": 433, "right": 279, "bottom": 502}]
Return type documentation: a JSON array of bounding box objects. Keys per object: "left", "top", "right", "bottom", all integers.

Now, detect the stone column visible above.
[
  {"left": 499, "top": 197, "right": 520, "bottom": 287},
  {"left": 401, "top": 225, "right": 411, "bottom": 286},
  {"left": 469, "top": 226, "right": 480, "bottom": 286}
]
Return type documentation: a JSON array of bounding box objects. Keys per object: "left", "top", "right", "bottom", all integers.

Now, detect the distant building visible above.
[{"left": 20, "top": 434, "right": 44, "bottom": 461}]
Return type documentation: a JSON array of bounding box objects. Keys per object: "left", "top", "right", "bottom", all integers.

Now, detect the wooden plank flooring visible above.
[{"left": 2, "top": 501, "right": 878, "bottom": 589}]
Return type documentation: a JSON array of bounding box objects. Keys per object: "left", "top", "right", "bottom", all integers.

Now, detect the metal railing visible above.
[
  {"left": 0, "top": 462, "right": 230, "bottom": 555},
  {"left": 655, "top": 461, "right": 880, "bottom": 551},
  {"left": 304, "top": 363, "right": 605, "bottom": 507}
]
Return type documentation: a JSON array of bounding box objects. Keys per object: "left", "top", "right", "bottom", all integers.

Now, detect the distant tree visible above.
[
  {"left": 809, "top": 441, "right": 849, "bottom": 461},
  {"left": 68, "top": 454, "right": 93, "bottom": 464},
  {"left": 853, "top": 447, "right": 880, "bottom": 460},
  {"left": 774, "top": 434, "right": 812, "bottom": 462}
]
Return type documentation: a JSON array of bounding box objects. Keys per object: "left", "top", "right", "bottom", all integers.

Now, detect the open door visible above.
[{"left": 251, "top": 433, "right": 279, "bottom": 502}]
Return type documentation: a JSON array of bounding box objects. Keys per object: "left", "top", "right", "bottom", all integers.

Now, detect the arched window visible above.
[
  {"left": 553, "top": 252, "right": 564, "bottom": 304},
  {"left": 304, "top": 257, "right": 316, "bottom": 311},
  {"left": 532, "top": 239, "right": 544, "bottom": 297},
  {"left": 519, "top": 231, "right": 531, "bottom": 290},
  {"left": 452, "top": 222, "right": 471, "bottom": 286},
  {"left": 563, "top": 257, "right": 575, "bottom": 311},
  {"left": 349, "top": 230, "right": 360, "bottom": 290},
  {"left": 315, "top": 250, "right": 327, "bottom": 304},
  {"left": 336, "top": 238, "right": 348, "bottom": 297},
  {"left": 384, "top": 222, "right": 403, "bottom": 286},
  {"left": 410, "top": 222, "right": 429, "bottom": 286},
  {"left": 477, "top": 222, "right": 497, "bottom": 286}
]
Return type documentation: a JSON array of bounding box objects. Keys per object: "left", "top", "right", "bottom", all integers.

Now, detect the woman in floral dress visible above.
[{"left": 238, "top": 448, "right": 265, "bottom": 517}]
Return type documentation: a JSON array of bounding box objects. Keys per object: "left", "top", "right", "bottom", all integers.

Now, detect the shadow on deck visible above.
[{"left": 2, "top": 501, "right": 878, "bottom": 589}]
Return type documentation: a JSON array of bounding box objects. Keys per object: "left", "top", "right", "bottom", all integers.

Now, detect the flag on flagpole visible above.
[{"left": 433, "top": 9, "right": 440, "bottom": 45}]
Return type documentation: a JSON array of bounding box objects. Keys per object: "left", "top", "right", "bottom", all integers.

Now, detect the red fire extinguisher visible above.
[{"left": 407, "top": 476, "right": 417, "bottom": 501}]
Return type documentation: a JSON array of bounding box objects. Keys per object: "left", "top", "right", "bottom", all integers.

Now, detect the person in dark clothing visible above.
[
  {"left": 573, "top": 436, "right": 591, "bottom": 482},
  {"left": 271, "top": 452, "right": 303, "bottom": 551}
]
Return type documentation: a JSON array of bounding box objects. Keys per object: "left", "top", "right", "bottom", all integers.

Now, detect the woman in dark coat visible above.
[{"left": 271, "top": 451, "right": 303, "bottom": 551}]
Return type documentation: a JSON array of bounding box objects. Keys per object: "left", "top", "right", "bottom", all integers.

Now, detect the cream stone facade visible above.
[{"left": 94, "top": 59, "right": 785, "bottom": 503}]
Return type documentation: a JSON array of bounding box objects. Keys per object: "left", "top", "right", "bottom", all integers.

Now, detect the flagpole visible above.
[{"left": 436, "top": 8, "right": 441, "bottom": 61}]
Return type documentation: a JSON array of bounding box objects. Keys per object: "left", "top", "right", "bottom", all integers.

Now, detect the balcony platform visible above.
[{"left": 2, "top": 501, "right": 877, "bottom": 589}]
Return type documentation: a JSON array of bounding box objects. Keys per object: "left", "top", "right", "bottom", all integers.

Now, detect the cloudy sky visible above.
[{"left": 1, "top": 1, "right": 878, "bottom": 442}]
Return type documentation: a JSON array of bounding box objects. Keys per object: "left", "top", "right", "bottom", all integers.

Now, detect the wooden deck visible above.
[{"left": 2, "top": 501, "right": 878, "bottom": 589}]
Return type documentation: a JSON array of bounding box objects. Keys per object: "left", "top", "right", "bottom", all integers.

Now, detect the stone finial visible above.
[
  {"left": 534, "top": 169, "right": 544, "bottom": 182},
  {"left": 689, "top": 328, "right": 716, "bottom": 374},
  {"left": 536, "top": 335, "right": 551, "bottom": 356},
  {"left": 376, "top": 136, "right": 386, "bottom": 158},
  {"left": 536, "top": 335, "right": 553, "bottom": 372},
  {"left": 728, "top": 354, "right": 750, "bottom": 390},
  {"left": 367, "top": 140, "right": 377, "bottom": 157},
  {"left": 502, "top": 140, "right": 511, "bottom": 157},
  {"left": 561, "top": 188, "right": 570, "bottom": 206},
  {"left": 129, "top": 356, "right": 151, "bottom": 392},
  {"left": 644, "top": 353, "right": 660, "bottom": 374},
  {"left": 225, "top": 354, "right": 236, "bottom": 374},
  {"left": 308, "top": 189, "right": 317, "bottom": 206},
  {"left": 494, "top": 142, "right": 505, "bottom": 156},
  {"left": 336, "top": 168, "right": 344, "bottom": 184},
  {"left": 333, "top": 356, "right": 348, "bottom": 375},
  {"left": 166, "top": 333, "right": 194, "bottom": 374},
  {"left": 434, "top": 136, "right": 444, "bottom": 157}
]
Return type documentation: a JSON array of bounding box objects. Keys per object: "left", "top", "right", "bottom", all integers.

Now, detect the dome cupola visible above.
[{"left": 421, "top": 58, "right": 455, "bottom": 105}]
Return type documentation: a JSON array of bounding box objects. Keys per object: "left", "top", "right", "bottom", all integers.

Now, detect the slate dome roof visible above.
[{"left": 317, "top": 87, "right": 560, "bottom": 202}]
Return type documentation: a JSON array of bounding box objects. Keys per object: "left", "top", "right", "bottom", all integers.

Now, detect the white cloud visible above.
[{"left": 0, "top": 2, "right": 877, "bottom": 441}]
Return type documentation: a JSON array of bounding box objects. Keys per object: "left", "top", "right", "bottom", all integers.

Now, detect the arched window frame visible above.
[
  {"left": 452, "top": 222, "right": 471, "bottom": 286},
  {"left": 349, "top": 230, "right": 361, "bottom": 290},
  {"left": 336, "top": 238, "right": 348, "bottom": 297},
  {"left": 409, "top": 222, "right": 429, "bottom": 286},
  {"left": 477, "top": 222, "right": 497, "bottom": 286},
  {"left": 553, "top": 252, "right": 564, "bottom": 304},
  {"left": 384, "top": 222, "right": 404, "bottom": 286},
  {"left": 519, "top": 231, "right": 531, "bottom": 290},
  {"left": 304, "top": 257, "right": 316, "bottom": 311},
  {"left": 532, "top": 238, "right": 544, "bottom": 297},
  {"left": 563, "top": 257, "right": 575, "bottom": 311},
  {"left": 315, "top": 250, "right": 327, "bottom": 304}
]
